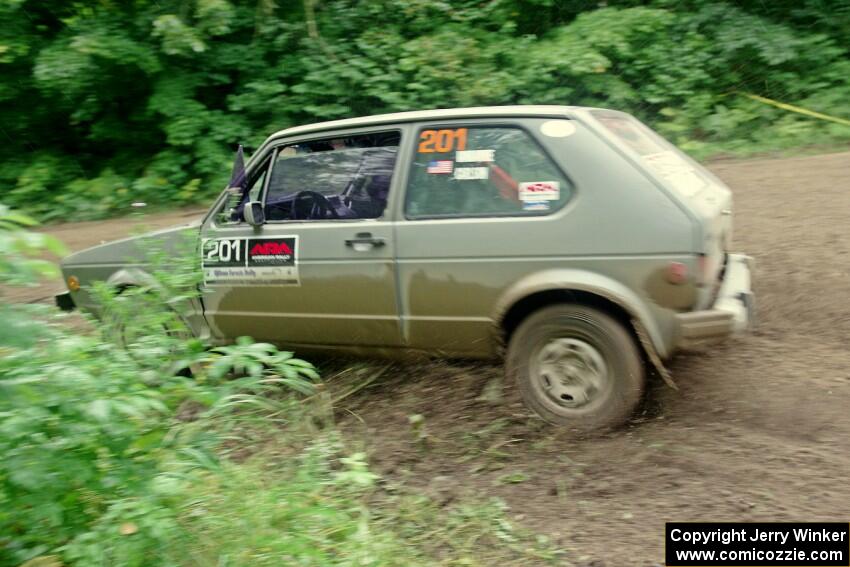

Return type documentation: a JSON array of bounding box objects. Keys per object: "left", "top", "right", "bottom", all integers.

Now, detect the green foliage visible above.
[
  {"left": 161, "top": 443, "right": 406, "bottom": 566},
  {"left": 0, "top": 206, "right": 66, "bottom": 349},
  {"left": 0, "top": 215, "right": 318, "bottom": 565},
  {"left": 1, "top": 329, "right": 181, "bottom": 563},
  {"left": 61, "top": 436, "right": 563, "bottom": 566},
  {"left": 0, "top": 215, "right": 562, "bottom": 566},
  {"left": 207, "top": 337, "right": 319, "bottom": 386},
  {"left": 0, "top": 306, "right": 327, "bottom": 564},
  {"left": 168, "top": 455, "right": 564, "bottom": 566},
  {"left": 0, "top": 205, "right": 65, "bottom": 287},
  {"left": 1, "top": 1, "right": 848, "bottom": 221}
]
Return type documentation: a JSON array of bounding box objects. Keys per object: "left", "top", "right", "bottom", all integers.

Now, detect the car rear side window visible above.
[
  {"left": 405, "top": 126, "right": 572, "bottom": 219},
  {"left": 263, "top": 131, "right": 400, "bottom": 221}
]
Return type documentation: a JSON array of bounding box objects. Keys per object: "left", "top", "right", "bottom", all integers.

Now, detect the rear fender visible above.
[{"left": 492, "top": 268, "right": 670, "bottom": 359}]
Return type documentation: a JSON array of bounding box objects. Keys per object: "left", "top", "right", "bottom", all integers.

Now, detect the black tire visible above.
[{"left": 506, "top": 304, "right": 645, "bottom": 432}]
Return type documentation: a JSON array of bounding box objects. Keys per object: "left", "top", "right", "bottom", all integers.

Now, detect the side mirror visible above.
[{"left": 243, "top": 201, "right": 265, "bottom": 227}]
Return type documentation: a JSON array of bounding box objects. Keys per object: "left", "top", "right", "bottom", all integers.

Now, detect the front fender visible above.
[
  {"left": 491, "top": 268, "right": 670, "bottom": 358},
  {"left": 104, "top": 268, "right": 210, "bottom": 341}
]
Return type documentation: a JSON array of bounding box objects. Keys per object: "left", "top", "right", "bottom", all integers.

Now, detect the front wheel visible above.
[
  {"left": 104, "top": 288, "right": 201, "bottom": 376},
  {"left": 506, "top": 304, "right": 645, "bottom": 432}
]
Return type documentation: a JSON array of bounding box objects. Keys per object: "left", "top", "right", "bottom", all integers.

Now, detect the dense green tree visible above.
[{"left": 0, "top": 0, "right": 847, "bottom": 220}]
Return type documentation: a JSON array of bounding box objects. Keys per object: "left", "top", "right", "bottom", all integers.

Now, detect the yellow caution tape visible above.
[{"left": 741, "top": 92, "right": 850, "bottom": 127}]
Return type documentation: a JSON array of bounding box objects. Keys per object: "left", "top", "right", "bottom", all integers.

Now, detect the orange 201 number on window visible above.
[{"left": 418, "top": 128, "right": 468, "bottom": 153}]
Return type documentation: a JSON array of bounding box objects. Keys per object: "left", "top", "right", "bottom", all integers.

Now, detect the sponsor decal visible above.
[
  {"left": 248, "top": 239, "right": 293, "bottom": 262},
  {"left": 454, "top": 167, "right": 489, "bottom": 180},
  {"left": 518, "top": 181, "right": 560, "bottom": 201},
  {"left": 202, "top": 238, "right": 244, "bottom": 268},
  {"left": 522, "top": 200, "right": 550, "bottom": 211},
  {"left": 455, "top": 149, "right": 495, "bottom": 163},
  {"left": 426, "top": 160, "right": 454, "bottom": 174},
  {"left": 202, "top": 236, "right": 299, "bottom": 286},
  {"left": 418, "top": 128, "right": 468, "bottom": 153}
]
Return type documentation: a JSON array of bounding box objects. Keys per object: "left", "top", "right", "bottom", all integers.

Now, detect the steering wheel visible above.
[{"left": 292, "top": 191, "right": 339, "bottom": 220}]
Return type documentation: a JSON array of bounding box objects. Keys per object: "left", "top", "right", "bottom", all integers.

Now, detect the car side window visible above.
[
  {"left": 405, "top": 126, "right": 572, "bottom": 218},
  {"left": 216, "top": 161, "right": 269, "bottom": 225},
  {"left": 263, "top": 131, "right": 400, "bottom": 222}
]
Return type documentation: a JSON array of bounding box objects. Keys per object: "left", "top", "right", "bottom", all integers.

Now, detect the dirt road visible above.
[
  {"left": 1, "top": 207, "right": 205, "bottom": 305},
  {"left": 11, "top": 151, "right": 850, "bottom": 565},
  {"left": 341, "top": 151, "right": 850, "bottom": 565}
]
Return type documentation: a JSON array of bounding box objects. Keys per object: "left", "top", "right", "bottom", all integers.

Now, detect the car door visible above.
[{"left": 200, "top": 125, "right": 410, "bottom": 347}]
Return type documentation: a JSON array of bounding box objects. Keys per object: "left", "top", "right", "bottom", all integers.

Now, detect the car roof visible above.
[{"left": 271, "top": 105, "right": 596, "bottom": 139}]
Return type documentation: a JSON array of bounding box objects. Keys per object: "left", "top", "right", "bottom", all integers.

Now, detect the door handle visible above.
[{"left": 345, "top": 232, "right": 386, "bottom": 250}]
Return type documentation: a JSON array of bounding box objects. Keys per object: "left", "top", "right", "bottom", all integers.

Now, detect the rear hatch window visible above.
[
  {"left": 592, "top": 111, "right": 733, "bottom": 307},
  {"left": 593, "top": 112, "right": 715, "bottom": 200}
]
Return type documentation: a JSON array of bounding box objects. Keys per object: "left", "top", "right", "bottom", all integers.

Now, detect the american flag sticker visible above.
[{"left": 427, "top": 160, "right": 454, "bottom": 174}]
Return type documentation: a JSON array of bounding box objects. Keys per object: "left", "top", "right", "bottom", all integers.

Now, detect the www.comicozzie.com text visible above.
[{"left": 670, "top": 526, "right": 848, "bottom": 546}]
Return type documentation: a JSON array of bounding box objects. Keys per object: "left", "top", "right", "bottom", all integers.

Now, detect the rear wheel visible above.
[{"left": 506, "top": 304, "right": 645, "bottom": 432}]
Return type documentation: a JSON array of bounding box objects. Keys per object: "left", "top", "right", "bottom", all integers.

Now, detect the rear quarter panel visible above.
[{"left": 393, "top": 116, "right": 697, "bottom": 357}]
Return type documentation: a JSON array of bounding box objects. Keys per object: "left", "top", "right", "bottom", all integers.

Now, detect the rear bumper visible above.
[
  {"left": 675, "top": 253, "right": 755, "bottom": 346},
  {"left": 55, "top": 291, "right": 76, "bottom": 312}
]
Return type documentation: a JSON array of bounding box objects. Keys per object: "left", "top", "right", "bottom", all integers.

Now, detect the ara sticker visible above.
[
  {"left": 202, "top": 236, "right": 299, "bottom": 286},
  {"left": 456, "top": 149, "right": 495, "bottom": 163},
  {"left": 523, "top": 200, "right": 550, "bottom": 211},
  {"left": 519, "top": 181, "right": 560, "bottom": 201},
  {"left": 453, "top": 167, "right": 489, "bottom": 180},
  {"left": 426, "top": 160, "right": 454, "bottom": 174}
]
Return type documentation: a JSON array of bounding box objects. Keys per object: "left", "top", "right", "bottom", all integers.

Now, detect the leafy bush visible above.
[
  {"left": 0, "top": 310, "right": 323, "bottom": 563},
  {"left": 0, "top": 205, "right": 67, "bottom": 348},
  {"left": 0, "top": 208, "right": 316, "bottom": 564},
  {"left": 0, "top": 208, "right": 560, "bottom": 566},
  {"left": 0, "top": 1, "right": 847, "bottom": 221},
  {"left": 0, "top": 205, "right": 65, "bottom": 286}
]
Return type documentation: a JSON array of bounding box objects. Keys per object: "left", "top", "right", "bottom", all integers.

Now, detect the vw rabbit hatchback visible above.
[{"left": 57, "top": 106, "right": 754, "bottom": 431}]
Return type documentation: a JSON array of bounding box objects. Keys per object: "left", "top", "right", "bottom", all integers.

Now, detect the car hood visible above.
[{"left": 61, "top": 220, "right": 202, "bottom": 266}]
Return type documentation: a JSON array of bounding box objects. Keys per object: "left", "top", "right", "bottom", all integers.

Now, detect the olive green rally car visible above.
[{"left": 56, "top": 106, "right": 754, "bottom": 431}]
